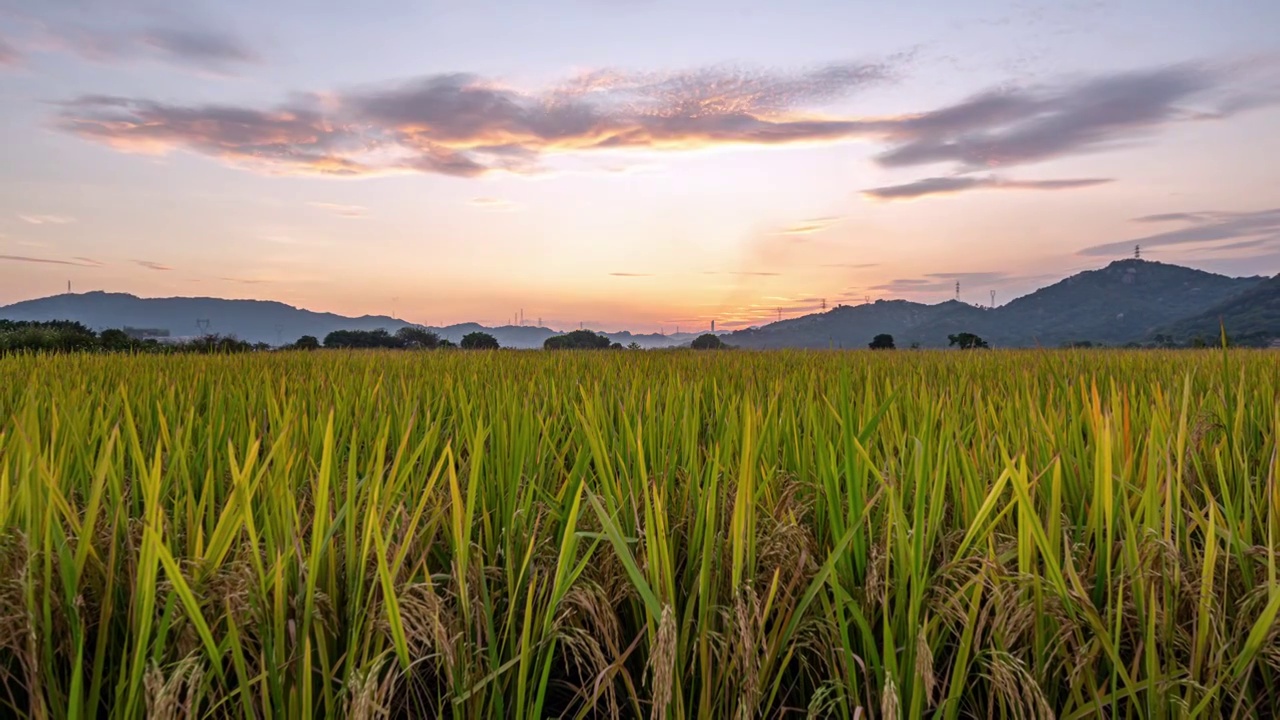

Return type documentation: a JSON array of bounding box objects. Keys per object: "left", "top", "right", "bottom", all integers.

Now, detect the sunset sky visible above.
[{"left": 1, "top": 0, "right": 1278, "bottom": 331}]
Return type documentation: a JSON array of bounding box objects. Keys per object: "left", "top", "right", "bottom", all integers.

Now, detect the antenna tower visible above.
[
  {"left": 821, "top": 298, "right": 827, "bottom": 311},
  {"left": 990, "top": 290, "right": 996, "bottom": 309},
  {"left": 955, "top": 281, "right": 960, "bottom": 301},
  {"left": 274, "top": 324, "right": 284, "bottom": 346},
  {"left": 1134, "top": 244, "right": 1141, "bottom": 260},
  {"left": 67, "top": 280, "right": 72, "bottom": 294},
  {"left": 777, "top": 307, "right": 782, "bottom": 322},
  {"left": 711, "top": 320, "right": 715, "bottom": 332}
]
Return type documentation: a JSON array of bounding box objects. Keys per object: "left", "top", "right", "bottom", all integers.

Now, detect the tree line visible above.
[{"left": 0, "top": 320, "right": 265, "bottom": 354}]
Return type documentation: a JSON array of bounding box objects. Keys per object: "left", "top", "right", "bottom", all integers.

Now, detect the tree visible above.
[
  {"left": 98, "top": 328, "right": 134, "bottom": 352},
  {"left": 691, "top": 333, "right": 726, "bottom": 350},
  {"left": 868, "top": 333, "right": 895, "bottom": 350},
  {"left": 544, "top": 329, "right": 613, "bottom": 350},
  {"left": 293, "top": 335, "right": 321, "bottom": 350},
  {"left": 948, "top": 332, "right": 989, "bottom": 350},
  {"left": 461, "top": 331, "right": 499, "bottom": 349},
  {"left": 324, "top": 328, "right": 397, "bottom": 348},
  {"left": 396, "top": 326, "right": 441, "bottom": 349},
  {"left": 627, "top": 342, "right": 642, "bottom": 350}
]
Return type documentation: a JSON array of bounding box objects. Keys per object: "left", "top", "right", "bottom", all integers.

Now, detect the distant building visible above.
[{"left": 1270, "top": 338, "right": 1280, "bottom": 349}]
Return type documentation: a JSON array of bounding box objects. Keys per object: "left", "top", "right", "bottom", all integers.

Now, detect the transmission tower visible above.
[
  {"left": 864, "top": 295, "right": 870, "bottom": 305},
  {"left": 274, "top": 324, "right": 284, "bottom": 345},
  {"left": 196, "top": 319, "right": 211, "bottom": 334}
]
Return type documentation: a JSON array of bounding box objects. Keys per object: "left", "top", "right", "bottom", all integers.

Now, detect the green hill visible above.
[{"left": 1156, "top": 274, "right": 1280, "bottom": 346}]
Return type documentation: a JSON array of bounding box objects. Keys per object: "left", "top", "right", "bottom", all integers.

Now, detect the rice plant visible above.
[{"left": 0, "top": 348, "right": 1276, "bottom": 718}]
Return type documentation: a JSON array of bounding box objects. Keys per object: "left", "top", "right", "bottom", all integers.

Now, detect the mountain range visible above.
[
  {"left": 0, "top": 292, "right": 700, "bottom": 348},
  {"left": 729, "top": 260, "right": 1275, "bottom": 348},
  {"left": 2, "top": 259, "right": 1277, "bottom": 348}
]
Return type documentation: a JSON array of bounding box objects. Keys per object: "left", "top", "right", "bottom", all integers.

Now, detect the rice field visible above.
[{"left": 0, "top": 349, "right": 1278, "bottom": 719}]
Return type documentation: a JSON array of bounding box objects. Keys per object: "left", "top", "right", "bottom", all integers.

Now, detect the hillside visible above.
[
  {"left": 730, "top": 299, "right": 994, "bottom": 349},
  {"left": 730, "top": 260, "right": 1266, "bottom": 349},
  {"left": 987, "top": 259, "right": 1264, "bottom": 346},
  {"left": 0, "top": 292, "right": 700, "bottom": 348},
  {"left": 1155, "top": 274, "right": 1280, "bottom": 346}
]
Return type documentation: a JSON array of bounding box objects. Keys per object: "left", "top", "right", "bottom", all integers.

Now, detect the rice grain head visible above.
[{"left": 649, "top": 603, "right": 677, "bottom": 720}]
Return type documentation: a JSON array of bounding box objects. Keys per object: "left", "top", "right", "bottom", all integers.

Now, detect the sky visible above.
[{"left": 1, "top": 0, "right": 1278, "bottom": 332}]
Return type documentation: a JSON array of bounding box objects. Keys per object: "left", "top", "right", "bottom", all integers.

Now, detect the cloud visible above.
[
  {"left": 309, "top": 202, "right": 368, "bottom": 218},
  {"left": 51, "top": 60, "right": 897, "bottom": 177},
  {"left": 779, "top": 216, "right": 841, "bottom": 235},
  {"left": 820, "top": 262, "right": 879, "bottom": 268},
  {"left": 138, "top": 27, "right": 259, "bottom": 68},
  {"left": 135, "top": 260, "right": 172, "bottom": 271},
  {"left": 0, "top": 36, "right": 20, "bottom": 67},
  {"left": 609, "top": 272, "right": 652, "bottom": 277},
  {"left": 18, "top": 214, "right": 75, "bottom": 224},
  {"left": 219, "top": 276, "right": 270, "bottom": 284},
  {"left": 872, "top": 64, "right": 1254, "bottom": 170},
  {"left": 1131, "top": 212, "right": 1214, "bottom": 223},
  {"left": 1, "top": 254, "right": 100, "bottom": 267},
  {"left": 872, "top": 271, "right": 1012, "bottom": 293},
  {"left": 49, "top": 60, "right": 1274, "bottom": 179},
  {"left": 23, "top": 14, "right": 259, "bottom": 73},
  {"left": 862, "top": 174, "right": 1112, "bottom": 200},
  {"left": 1079, "top": 207, "right": 1280, "bottom": 257}
]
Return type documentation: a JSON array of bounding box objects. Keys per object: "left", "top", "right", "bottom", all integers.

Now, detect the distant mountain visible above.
[
  {"left": 4, "top": 260, "right": 1273, "bottom": 350},
  {"left": 1155, "top": 274, "right": 1280, "bottom": 346},
  {"left": 0, "top": 292, "right": 699, "bottom": 349},
  {"left": 0, "top": 292, "right": 412, "bottom": 346},
  {"left": 730, "top": 260, "right": 1269, "bottom": 349},
  {"left": 728, "top": 298, "right": 990, "bottom": 349},
  {"left": 988, "top": 259, "right": 1264, "bottom": 346}
]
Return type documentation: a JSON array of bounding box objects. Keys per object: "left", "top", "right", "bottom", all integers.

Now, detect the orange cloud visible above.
[
  {"left": 51, "top": 61, "right": 1271, "bottom": 181},
  {"left": 780, "top": 216, "right": 842, "bottom": 235}
]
